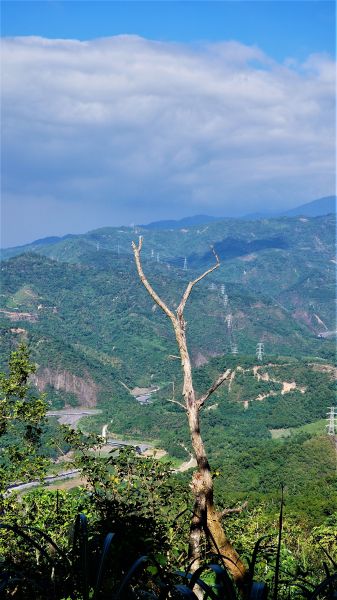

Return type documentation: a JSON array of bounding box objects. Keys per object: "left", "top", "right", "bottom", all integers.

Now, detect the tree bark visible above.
[{"left": 132, "top": 237, "right": 248, "bottom": 588}]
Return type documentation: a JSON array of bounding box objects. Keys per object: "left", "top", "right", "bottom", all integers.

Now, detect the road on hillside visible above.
[{"left": 47, "top": 408, "right": 102, "bottom": 428}]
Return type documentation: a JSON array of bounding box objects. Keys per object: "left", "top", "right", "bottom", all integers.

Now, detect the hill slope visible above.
[{"left": 0, "top": 213, "right": 335, "bottom": 414}]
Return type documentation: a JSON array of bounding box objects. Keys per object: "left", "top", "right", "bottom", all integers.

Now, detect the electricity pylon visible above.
[
  {"left": 256, "top": 342, "right": 264, "bottom": 361},
  {"left": 225, "top": 314, "right": 232, "bottom": 328},
  {"left": 326, "top": 407, "right": 336, "bottom": 435}
]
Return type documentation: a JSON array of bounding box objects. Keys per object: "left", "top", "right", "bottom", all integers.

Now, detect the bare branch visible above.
[
  {"left": 167, "top": 398, "right": 186, "bottom": 410},
  {"left": 119, "top": 380, "right": 132, "bottom": 393},
  {"left": 177, "top": 246, "right": 220, "bottom": 317},
  {"left": 132, "top": 237, "right": 176, "bottom": 322},
  {"left": 198, "top": 369, "right": 231, "bottom": 408},
  {"left": 219, "top": 501, "right": 248, "bottom": 518}
]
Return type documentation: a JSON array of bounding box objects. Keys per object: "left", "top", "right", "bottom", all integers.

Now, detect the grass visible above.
[
  {"left": 270, "top": 418, "right": 327, "bottom": 439},
  {"left": 293, "top": 419, "right": 327, "bottom": 435},
  {"left": 270, "top": 428, "right": 291, "bottom": 440}
]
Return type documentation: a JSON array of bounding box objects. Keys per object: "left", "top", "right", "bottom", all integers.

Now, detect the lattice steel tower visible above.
[
  {"left": 256, "top": 342, "right": 264, "bottom": 361},
  {"left": 326, "top": 407, "right": 336, "bottom": 435}
]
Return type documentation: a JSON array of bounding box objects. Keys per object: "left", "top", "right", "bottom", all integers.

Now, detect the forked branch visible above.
[
  {"left": 177, "top": 247, "right": 220, "bottom": 317},
  {"left": 132, "top": 239, "right": 230, "bottom": 409}
]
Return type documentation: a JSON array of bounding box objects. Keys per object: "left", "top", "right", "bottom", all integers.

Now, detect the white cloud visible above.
[{"left": 1, "top": 35, "right": 335, "bottom": 245}]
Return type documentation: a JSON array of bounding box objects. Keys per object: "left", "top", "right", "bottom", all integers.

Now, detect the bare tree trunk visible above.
[{"left": 132, "top": 237, "right": 248, "bottom": 588}]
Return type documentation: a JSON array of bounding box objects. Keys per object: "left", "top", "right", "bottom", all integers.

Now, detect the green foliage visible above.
[
  {"left": 45, "top": 384, "right": 79, "bottom": 409},
  {"left": 67, "top": 437, "right": 190, "bottom": 570},
  {"left": 0, "top": 443, "right": 191, "bottom": 599},
  {"left": 0, "top": 344, "right": 49, "bottom": 495},
  {"left": 1, "top": 493, "right": 336, "bottom": 598}
]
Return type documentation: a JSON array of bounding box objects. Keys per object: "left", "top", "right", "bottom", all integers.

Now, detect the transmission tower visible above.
[
  {"left": 156, "top": 252, "right": 160, "bottom": 263},
  {"left": 223, "top": 294, "right": 228, "bottom": 308},
  {"left": 151, "top": 249, "right": 154, "bottom": 259},
  {"left": 231, "top": 343, "right": 238, "bottom": 355},
  {"left": 220, "top": 284, "right": 225, "bottom": 295},
  {"left": 183, "top": 257, "right": 188, "bottom": 271},
  {"left": 96, "top": 242, "right": 100, "bottom": 251},
  {"left": 225, "top": 314, "right": 232, "bottom": 328},
  {"left": 256, "top": 342, "right": 264, "bottom": 361},
  {"left": 210, "top": 282, "right": 216, "bottom": 291},
  {"left": 326, "top": 407, "right": 336, "bottom": 435}
]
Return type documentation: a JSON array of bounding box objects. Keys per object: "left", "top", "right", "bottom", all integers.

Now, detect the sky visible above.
[{"left": 1, "top": 1, "right": 336, "bottom": 247}]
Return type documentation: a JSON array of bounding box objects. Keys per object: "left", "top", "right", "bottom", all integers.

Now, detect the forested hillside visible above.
[{"left": 0, "top": 215, "right": 336, "bottom": 598}]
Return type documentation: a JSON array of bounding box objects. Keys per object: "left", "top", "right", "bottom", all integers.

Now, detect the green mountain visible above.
[
  {"left": 0, "top": 214, "right": 336, "bottom": 525},
  {"left": 0, "top": 214, "right": 335, "bottom": 409}
]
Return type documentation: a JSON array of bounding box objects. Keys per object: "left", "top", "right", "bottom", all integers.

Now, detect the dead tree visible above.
[{"left": 132, "top": 237, "right": 248, "bottom": 587}]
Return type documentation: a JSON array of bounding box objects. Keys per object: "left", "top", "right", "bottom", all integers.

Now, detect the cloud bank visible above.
[{"left": 1, "top": 35, "right": 335, "bottom": 245}]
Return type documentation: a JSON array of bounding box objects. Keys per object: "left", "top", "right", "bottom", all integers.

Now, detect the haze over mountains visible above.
[
  {"left": 1, "top": 195, "right": 335, "bottom": 252},
  {"left": 142, "top": 196, "right": 336, "bottom": 231}
]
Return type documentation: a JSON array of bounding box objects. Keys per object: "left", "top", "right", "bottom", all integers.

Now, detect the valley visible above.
[{"left": 0, "top": 213, "right": 336, "bottom": 524}]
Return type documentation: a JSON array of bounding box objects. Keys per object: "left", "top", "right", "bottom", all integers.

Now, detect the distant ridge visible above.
[
  {"left": 6, "top": 233, "right": 75, "bottom": 251},
  {"left": 30, "top": 234, "right": 76, "bottom": 246},
  {"left": 1, "top": 196, "right": 335, "bottom": 252},
  {"left": 141, "top": 214, "right": 221, "bottom": 230},
  {"left": 141, "top": 196, "right": 336, "bottom": 229},
  {"left": 280, "top": 195, "right": 336, "bottom": 218}
]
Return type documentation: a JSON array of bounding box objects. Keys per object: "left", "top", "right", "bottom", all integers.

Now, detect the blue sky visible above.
[
  {"left": 1, "top": 1, "right": 336, "bottom": 246},
  {"left": 2, "top": 1, "right": 335, "bottom": 61}
]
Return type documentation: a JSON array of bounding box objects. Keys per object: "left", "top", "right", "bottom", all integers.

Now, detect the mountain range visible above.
[
  {"left": 1, "top": 196, "right": 335, "bottom": 254},
  {"left": 141, "top": 195, "right": 336, "bottom": 230},
  {"left": 1, "top": 211, "right": 335, "bottom": 398}
]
